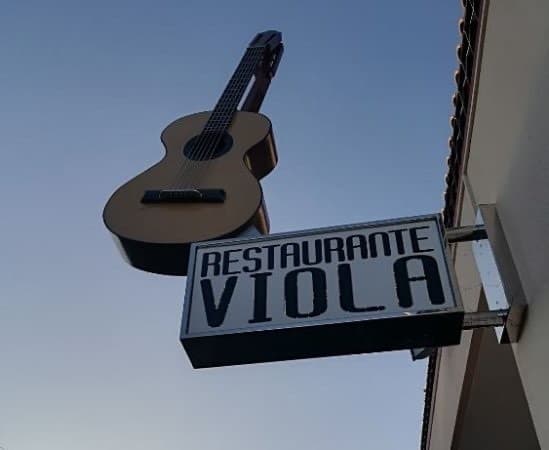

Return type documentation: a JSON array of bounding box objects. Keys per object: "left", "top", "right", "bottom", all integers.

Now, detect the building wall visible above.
[
  {"left": 427, "top": 180, "right": 482, "bottom": 450},
  {"left": 465, "top": 0, "right": 549, "bottom": 447},
  {"left": 428, "top": 0, "right": 549, "bottom": 448},
  {"left": 454, "top": 322, "right": 540, "bottom": 450}
]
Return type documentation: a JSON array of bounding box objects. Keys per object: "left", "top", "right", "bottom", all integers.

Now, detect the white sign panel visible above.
[{"left": 181, "top": 214, "right": 463, "bottom": 368}]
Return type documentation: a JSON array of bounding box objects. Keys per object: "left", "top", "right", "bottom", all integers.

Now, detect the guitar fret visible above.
[{"left": 200, "top": 47, "right": 262, "bottom": 137}]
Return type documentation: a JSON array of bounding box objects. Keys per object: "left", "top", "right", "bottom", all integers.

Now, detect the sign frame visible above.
[{"left": 180, "top": 214, "right": 464, "bottom": 368}]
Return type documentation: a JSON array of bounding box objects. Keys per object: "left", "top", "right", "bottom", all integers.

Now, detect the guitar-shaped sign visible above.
[{"left": 103, "top": 31, "right": 282, "bottom": 276}]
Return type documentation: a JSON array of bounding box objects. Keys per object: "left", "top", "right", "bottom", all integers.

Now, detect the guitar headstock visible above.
[
  {"left": 248, "top": 30, "right": 283, "bottom": 79},
  {"left": 248, "top": 30, "right": 282, "bottom": 53}
]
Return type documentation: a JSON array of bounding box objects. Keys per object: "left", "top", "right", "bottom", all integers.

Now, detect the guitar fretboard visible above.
[{"left": 202, "top": 47, "right": 263, "bottom": 134}]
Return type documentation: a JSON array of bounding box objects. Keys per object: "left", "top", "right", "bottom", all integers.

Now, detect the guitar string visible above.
[
  {"left": 173, "top": 49, "right": 262, "bottom": 190},
  {"left": 176, "top": 79, "right": 245, "bottom": 190},
  {"left": 183, "top": 74, "right": 254, "bottom": 189},
  {"left": 167, "top": 70, "right": 239, "bottom": 190},
  {"left": 170, "top": 48, "right": 259, "bottom": 191},
  {"left": 166, "top": 117, "right": 208, "bottom": 190},
  {"left": 189, "top": 51, "right": 261, "bottom": 184},
  {"left": 184, "top": 50, "right": 259, "bottom": 184},
  {"left": 193, "top": 49, "right": 262, "bottom": 181}
]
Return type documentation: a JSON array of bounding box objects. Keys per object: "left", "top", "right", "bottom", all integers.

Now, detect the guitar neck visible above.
[{"left": 203, "top": 47, "right": 264, "bottom": 134}]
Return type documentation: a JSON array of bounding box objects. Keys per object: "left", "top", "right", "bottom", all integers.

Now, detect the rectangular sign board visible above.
[{"left": 181, "top": 214, "right": 463, "bottom": 368}]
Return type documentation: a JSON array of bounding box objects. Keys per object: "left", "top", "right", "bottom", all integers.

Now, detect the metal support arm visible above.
[
  {"left": 445, "top": 224, "right": 487, "bottom": 243},
  {"left": 462, "top": 309, "right": 508, "bottom": 330}
]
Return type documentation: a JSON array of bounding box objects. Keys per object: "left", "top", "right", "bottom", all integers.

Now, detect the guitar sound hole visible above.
[{"left": 183, "top": 132, "right": 233, "bottom": 161}]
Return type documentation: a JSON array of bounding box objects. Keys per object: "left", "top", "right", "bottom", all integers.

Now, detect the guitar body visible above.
[{"left": 103, "top": 110, "right": 277, "bottom": 275}]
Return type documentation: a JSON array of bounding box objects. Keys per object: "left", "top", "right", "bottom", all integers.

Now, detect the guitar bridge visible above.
[{"left": 141, "top": 189, "right": 226, "bottom": 203}]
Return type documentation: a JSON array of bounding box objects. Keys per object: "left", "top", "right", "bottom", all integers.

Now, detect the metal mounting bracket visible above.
[
  {"left": 470, "top": 204, "right": 527, "bottom": 343},
  {"left": 411, "top": 204, "right": 527, "bottom": 360},
  {"left": 442, "top": 204, "right": 527, "bottom": 342},
  {"left": 448, "top": 204, "right": 527, "bottom": 342}
]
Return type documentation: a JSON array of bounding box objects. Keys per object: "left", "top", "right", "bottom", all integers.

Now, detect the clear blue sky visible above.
[{"left": 0, "top": 1, "right": 460, "bottom": 449}]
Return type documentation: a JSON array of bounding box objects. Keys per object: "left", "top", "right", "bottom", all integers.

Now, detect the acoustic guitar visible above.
[{"left": 103, "top": 31, "right": 281, "bottom": 276}]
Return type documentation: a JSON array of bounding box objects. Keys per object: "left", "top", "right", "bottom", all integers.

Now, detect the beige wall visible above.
[
  {"left": 454, "top": 321, "right": 539, "bottom": 450},
  {"left": 427, "top": 181, "right": 482, "bottom": 450},
  {"left": 465, "top": 0, "right": 549, "bottom": 447},
  {"left": 428, "top": 0, "right": 549, "bottom": 447}
]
